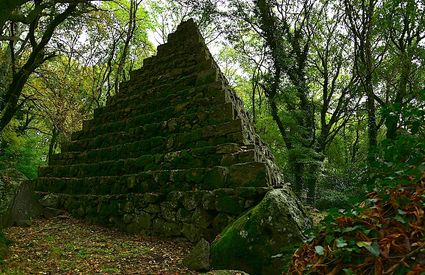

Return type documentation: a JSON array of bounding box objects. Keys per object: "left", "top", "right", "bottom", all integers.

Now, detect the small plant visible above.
[{"left": 286, "top": 177, "right": 425, "bottom": 274}]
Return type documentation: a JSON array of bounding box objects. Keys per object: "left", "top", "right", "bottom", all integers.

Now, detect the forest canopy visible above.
[{"left": 0, "top": 0, "right": 424, "bottom": 209}]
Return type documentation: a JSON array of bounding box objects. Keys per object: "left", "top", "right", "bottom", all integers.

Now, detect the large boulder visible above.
[
  {"left": 211, "top": 188, "right": 311, "bottom": 275},
  {"left": 0, "top": 169, "right": 41, "bottom": 228}
]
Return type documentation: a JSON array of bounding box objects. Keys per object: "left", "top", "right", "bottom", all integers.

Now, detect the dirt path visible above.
[{"left": 1, "top": 215, "right": 195, "bottom": 274}]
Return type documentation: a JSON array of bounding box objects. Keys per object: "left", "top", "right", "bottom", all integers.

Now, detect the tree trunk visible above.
[
  {"left": 47, "top": 127, "right": 59, "bottom": 165},
  {"left": 365, "top": 42, "right": 377, "bottom": 165},
  {"left": 385, "top": 53, "right": 410, "bottom": 140},
  {"left": 0, "top": 3, "right": 77, "bottom": 133}
]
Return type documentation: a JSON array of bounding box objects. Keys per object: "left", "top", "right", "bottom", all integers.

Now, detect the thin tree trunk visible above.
[{"left": 47, "top": 127, "right": 59, "bottom": 165}]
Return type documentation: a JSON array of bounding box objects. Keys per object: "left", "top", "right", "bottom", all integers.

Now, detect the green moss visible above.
[
  {"left": 211, "top": 210, "right": 265, "bottom": 274},
  {"left": 211, "top": 189, "right": 307, "bottom": 275}
]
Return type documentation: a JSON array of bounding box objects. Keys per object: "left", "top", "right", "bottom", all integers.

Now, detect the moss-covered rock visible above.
[
  {"left": 183, "top": 238, "right": 210, "bottom": 271},
  {"left": 176, "top": 207, "right": 192, "bottom": 222},
  {"left": 153, "top": 219, "right": 181, "bottom": 237},
  {"left": 126, "top": 212, "right": 152, "bottom": 233},
  {"left": 182, "top": 223, "right": 202, "bottom": 243},
  {"left": 0, "top": 169, "right": 40, "bottom": 228},
  {"left": 210, "top": 188, "right": 311, "bottom": 275}
]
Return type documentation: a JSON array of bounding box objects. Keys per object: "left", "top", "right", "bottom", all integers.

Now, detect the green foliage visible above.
[
  {"left": 288, "top": 179, "right": 425, "bottom": 274},
  {"left": 316, "top": 162, "right": 367, "bottom": 210},
  {"left": 372, "top": 101, "right": 425, "bottom": 190},
  {"left": 316, "top": 190, "right": 351, "bottom": 210},
  {"left": 0, "top": 123, "right": 46, "bottom": 179}
]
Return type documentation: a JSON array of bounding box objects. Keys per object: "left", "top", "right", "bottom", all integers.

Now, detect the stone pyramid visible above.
[{"left": 34, "top": 19, "right": 289, "bottom": 242}]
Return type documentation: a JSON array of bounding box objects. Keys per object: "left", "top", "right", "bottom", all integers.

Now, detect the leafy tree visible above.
[{"left": 0, "top": 0, "right": 95, "bottom": 133}]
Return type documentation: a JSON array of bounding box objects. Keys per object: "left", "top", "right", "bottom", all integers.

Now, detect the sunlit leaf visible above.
[
  {"left": 356, "top": 241, "right": 371, "bottom": 247},
  {"left": 315, "top": 245, "right": 324, "bottom": 256},
  {"left": 336, "top": 238, "right": 348, "bottom": 248},
  {"left": 365, "top": 242, "right": 380, "bottom": 257}
]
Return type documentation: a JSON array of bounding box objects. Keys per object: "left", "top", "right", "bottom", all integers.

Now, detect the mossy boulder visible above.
[
  {"left": 0, "top": 169, "right": 41, "bottom": 228},
  {"left": 183, "top": 238, "right": 210, "bottom": 271},
  {"left": 210, "top": 188, "right": 311, "bottom": 275}
]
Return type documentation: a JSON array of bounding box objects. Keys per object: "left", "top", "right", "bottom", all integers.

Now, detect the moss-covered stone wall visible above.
[{"left": 38, "top": 187, "right": 270, "bottom": 242}]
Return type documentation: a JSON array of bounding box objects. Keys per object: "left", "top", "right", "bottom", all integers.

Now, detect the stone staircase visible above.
[{"left": 34, "top": 19, "right": 287, "bottom": 242}]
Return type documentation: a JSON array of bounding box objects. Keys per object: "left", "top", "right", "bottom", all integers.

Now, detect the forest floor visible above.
[{"left": 0, "top": 214, "right": 195, "bottom": 274}]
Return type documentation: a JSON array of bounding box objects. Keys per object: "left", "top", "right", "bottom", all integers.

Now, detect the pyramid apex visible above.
[
  {"left": 165, "top": 18, "right": 204, "bottom": 47},
  {"left": 177, "top": 18, "right": 197, "bottom": 30}
]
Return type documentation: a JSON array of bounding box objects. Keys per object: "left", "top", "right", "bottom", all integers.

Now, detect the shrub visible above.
[{"left": 286, "top": 178, "right": 425, "bottom": 274}]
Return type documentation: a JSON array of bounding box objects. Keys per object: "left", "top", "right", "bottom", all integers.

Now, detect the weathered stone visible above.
[
  {"left": 215, "top": 195, "right": 242, "bottom": 215},
  {"left": 42, "top": 207, "right": 66, "bottom": 218},
  {"left": 192, "top": 208, "right": 211, "bottom": 229},
  {"left": 183, "top": 192, "right": 200, "bottom": 211},
  {"left": 228, "top": 163, "right": 269, "bottom": 187},
  {"left": 143, "top": 193, "right": 160, "bottom": 203},
  {"left": 182, "top": 223, "right": 202, "bottom": 243},
  {"left": 39, "top": 194, "right": 59, "bottom": 208},
  {"left": 161, "top": 202, "right": 176, "bottom": 222},
  {"left": 185, "top": 169, "right": 204, "bottom": 185},
  {"left": 0, "top": 169, "right": 40, "bottom": 228},
  {"left": 202, "top": 191, "right": 215, "bottom": 210},
  {"left": 204, "top": 168, "right": 227, "bottom": 189},
  {"left": 127, "top": 212, "right": 151, "bottom": 232},
  {"left": 183, "top": 238, "right": 210, "bottom": 271},
  {"left": 145, "top": 204, "right": 160, "bottom": 213},
  {"left": 153, "top": 219, "right": 181, "bottom": 237},
  {"left": 176, "top": 207, "right": 192, "bottom": 222},
  {"left": 166, "top": 191, "right": 183, "bottom": 208},
  {"left": 211, "top": 189, "right": 311, "bottom": 275},
  {"left": 216, "top": 143, "right": 240, "bottom": 154}
]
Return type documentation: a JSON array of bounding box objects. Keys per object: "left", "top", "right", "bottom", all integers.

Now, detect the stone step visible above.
[
  {"left": 96, "top": 80, "right": 223, "bottom": 120},
  {"left": 50, "top": 141, "right": 255, "bottom": 167},
  {"left": 49, "top": 138, "right": 254, "bottom": 165},
  {"left": 113, "top": 65, "right": 218, "bottom": 104},
  {"left": 128, "top": 45, "right": 210, "bottom": 81},
  {"left": 118, "top": 60, "right": 212, "bottom": 99},
  {"left": 43, "top": 144, "right": 253, "bottom": 179},
  {"left": 73, "top": 101, "right": 234, "bottom": 141},
  {"left": 86, "top": 82, "right": 226, "bottom": 130},
  {"left": 36, "top": 162, "right": 271, "bottom": 195},
  {"left": 65, "top": 118, "right": 243, "bottom": 155}
]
